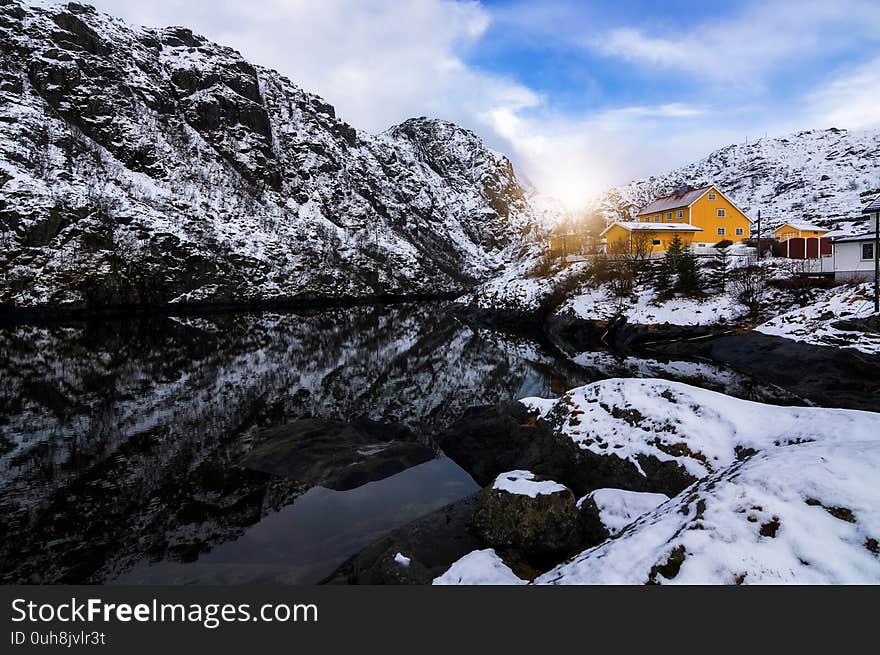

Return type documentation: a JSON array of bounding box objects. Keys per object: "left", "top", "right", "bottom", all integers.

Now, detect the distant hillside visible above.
[
  {"left": 0, "top": 1, "right": 553, "bottom": 309},
  {"left": 594, "top": 128, "right": 880, "bottom": 234}
]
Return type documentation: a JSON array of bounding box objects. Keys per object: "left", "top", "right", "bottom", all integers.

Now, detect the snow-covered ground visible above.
[
  {"left": 521, "top": 378, "right": 880, "bottom": 479},
  {"left": 433, "top": 549, "right": 527, "bottom": 585},
  {"left": 757, "top": 282, "right": 880, "bottom": 354},
  {"left": 539, "top": 442, "right": 880, "bottom": 584},
  {"left": 459, "top": 252, "right": 589, "bottom": 313},
  {"left": 560, "top": 284, "right": 747, "bottom": 326},
  {"left": 580, "top": 489, "right": 670, "bottom": 536},
  {"left": 434, "top": 378, "right": 880, "bottom": 584}
]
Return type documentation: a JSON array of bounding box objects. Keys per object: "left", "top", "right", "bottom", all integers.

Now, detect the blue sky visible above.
[{"left": 80, "top": 0, "right": 880, "bottom": 206}]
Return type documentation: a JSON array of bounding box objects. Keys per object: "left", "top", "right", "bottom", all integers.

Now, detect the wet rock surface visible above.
[
  {"left": 242, "top": 417, "right": 435, "bottom": 491},
  {"left": 472, "top": 478, "right": 582, "bottom": 559},
  {"left": 437, "top": 402, "right": 695, "bottom": 498},
  {"left": 702, "top": 332, "right": 880, "bottom": 411}
]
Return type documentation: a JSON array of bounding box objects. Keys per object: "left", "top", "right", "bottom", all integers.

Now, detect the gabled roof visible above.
[
  {"left": 636, "top": 185, "right": 754, "bottom": 223},
  {"left": 637, "top": 186, "right": 713, "bottom": 215},
  {"left": 600, "top": 221, "right": 703, "bottom": 237},
  {"left": 776, "top": 220, "right": 827, "bottom": 232}
]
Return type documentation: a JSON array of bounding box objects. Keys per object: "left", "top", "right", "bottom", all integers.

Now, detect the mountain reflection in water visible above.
[{"left": 0, "top": 302, "right": 795, "bottom": 583}]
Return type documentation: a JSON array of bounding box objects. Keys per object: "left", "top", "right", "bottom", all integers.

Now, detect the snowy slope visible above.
[
  {"left": 757, "top": 282, "right": 880, "bottom": 354},
  {"left": 520, "top": 378, "right": 880, "bottom": 480},
  {"left": 436, "top": 379, "right": 880, "bottom": 584},
  {"left": 594, "top": 128, "right": 880, "bottom": 234},
  {"left": 538, "top": 442, "right": 880, "bottom": 584},
  {"left": 0, "top": 1, "right": 551, "bottom": 308}
]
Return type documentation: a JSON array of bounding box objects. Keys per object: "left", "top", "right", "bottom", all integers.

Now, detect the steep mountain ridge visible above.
[
  {"left": 0, "top": 1, "right": 547, "bottom": 309},
  {"left": 595, "top": 128, "right": 880, "bottom": 233}
]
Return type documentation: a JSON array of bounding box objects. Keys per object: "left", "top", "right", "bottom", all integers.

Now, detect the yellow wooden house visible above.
[
  {"left": 773, "top": 221, "right": 828, "bottom": 241},
  {"left": 602, "top": 184, "right": 753, "bottom": 253}
]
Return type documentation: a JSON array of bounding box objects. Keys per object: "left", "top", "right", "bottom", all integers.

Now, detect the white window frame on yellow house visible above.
[
  {"left": 735, "top": 227, "right": 744, "bottom": 236},
  {"left": 708, "top": 192, "right": 716, "bottom": 200},
  {"left": 718, "top": 227, "right": 726, "bottom": 236},
  {"left": 651, "top": 239, "right": 662, "bottom": 246},
  {"left": 677, "top": 210, "right": 683, "bottom": 218},
  {"left": 717, "top": 209, "right": 726, "bottom": 217}
]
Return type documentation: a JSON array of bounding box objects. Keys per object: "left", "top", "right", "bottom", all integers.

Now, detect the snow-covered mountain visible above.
[
  {"left": 0, "top": 2, "right": 550, "bottom": 309},
  {"left": 595, "top": 128, "right": 880, "bottom": 234}
]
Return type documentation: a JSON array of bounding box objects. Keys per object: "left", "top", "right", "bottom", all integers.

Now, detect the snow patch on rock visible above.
[
  {"left": 432, "top": 549, "right": 527, "bottom": 585},
  {"left": 581, "top": 489, "right": 670, "bottom": 535},
  {"left": 492, "top": 470, "right": 567, "bottom": 498}
]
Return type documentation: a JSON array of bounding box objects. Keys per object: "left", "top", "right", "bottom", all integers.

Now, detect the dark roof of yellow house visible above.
[{"left": 637, "top": 185, "right": 713, "bottom": 215}]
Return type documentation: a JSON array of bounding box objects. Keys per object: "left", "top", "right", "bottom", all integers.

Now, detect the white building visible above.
[
  {"left": 833, "top": 195, "right": 880, "bottom": 281},
  {"left": 833, "top": 234, "right": 877, "bottom": 281}
]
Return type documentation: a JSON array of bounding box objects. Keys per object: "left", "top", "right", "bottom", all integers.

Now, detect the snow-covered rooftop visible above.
[
  {"left": 600, "top": 221, "right": 703, "bottom": 236},
  {"left": 778, "top": 220, "right": 827, "bottom": 232}
]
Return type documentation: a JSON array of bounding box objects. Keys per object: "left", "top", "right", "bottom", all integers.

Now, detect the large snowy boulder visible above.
[
  {"left": 472, "top": 471, "right": 582, "bottom": 558},
  {"left": 538, "top": 442, "right": 880, "bottom": 584},
  {"left": 522, "top": 378, "right": 880, "bottom": 481}
]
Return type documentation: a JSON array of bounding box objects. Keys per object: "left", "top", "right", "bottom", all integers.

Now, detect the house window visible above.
[
  {"left": 652, "top": 239, "right": 662, "bottom": 246},
  {"left": 677, "top": 210, "right": 683, "bottom": 218},
  {"left": 717, "top": 209, "right": 726, "bottom": 217},
  {"left": 654, "top": 216, "right": 660, "bottom": 222},
  {"left": 735, "top": 227, "right": 744, "bottom": 236},
  {"left": 717, "top": 228, "right": 726, "bottom": 236},
  {"left": 666, "top": 212, "right": 672, "bottom": 219},
  {"left": 708, "top": 193, "right": 716, "bottom": 200},
  {"left": 862, "top": 243, "right": 875, "bottom": 261}
]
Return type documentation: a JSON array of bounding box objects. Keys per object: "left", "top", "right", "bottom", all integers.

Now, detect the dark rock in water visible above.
[
  {"left": 323, "top": 494, "right": 484, "bottom": 584},
  {"left": 472, "top": 477, "right": 581, "bottom": 558},
  {"left": 704, "top": 333, "right": 880, "bottom": 412},
  {"left": 242, "top": 416, "right": 435, "bottom": 491},
  {"left": 436, "top": 401, "right": 547, "bottom": 487},
  {"left": 545, "top": 314, "right": 714, "bottom": 354},
  {"left": 833, "top": 314, "right": 880, "bottom": 335},
  {"left": 438, "top": 402, "right": 695, "bottom": 498}
]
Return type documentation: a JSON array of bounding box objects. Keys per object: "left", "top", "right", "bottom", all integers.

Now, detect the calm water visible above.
[{"left": 0, "top": 303, "right": 796, "bottom": 583}]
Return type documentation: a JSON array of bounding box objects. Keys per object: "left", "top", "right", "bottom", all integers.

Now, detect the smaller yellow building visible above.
[
  {"left": 773, "top": 221, "right": 828, "bottom": 241},
  {"left": 600, "top": 221, "right": 702, "bottom": 254}
]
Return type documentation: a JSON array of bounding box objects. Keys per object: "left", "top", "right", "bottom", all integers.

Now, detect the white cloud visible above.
[
  {"left": 591, "top": 0, "right": 880, "bottom": 85},
  {"left": 83, "top": 0, "right": 538, "bottom": 133},
  {"left": 805, "top": 56, "right": 880, "bottom": 130}
]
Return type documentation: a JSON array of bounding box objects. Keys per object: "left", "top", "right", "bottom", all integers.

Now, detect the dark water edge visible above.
[
  {"left": 0, "top": 301, "right": 815, "bottom": 584},
  {"left": 0, "top": 291, "right": 463, "bottom": 326}
]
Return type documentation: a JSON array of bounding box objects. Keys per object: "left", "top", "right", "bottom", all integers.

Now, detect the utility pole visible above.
[
  {"left": 756, "top": 209, "right": 762, "bottom": 261},
  {"left": 874, "top": 209, "right": 879, "bottom": 313}
]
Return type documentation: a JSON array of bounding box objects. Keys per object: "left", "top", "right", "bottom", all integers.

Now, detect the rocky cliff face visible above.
[
  {"left": 0, "top": 1, "right": 546, "bottom": 309},
  {"left": 595, "top": 128, "right": 880, "bottom": 233}
]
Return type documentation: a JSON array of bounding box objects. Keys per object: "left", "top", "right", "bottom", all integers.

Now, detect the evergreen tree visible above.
[
  {"left": 676, "top": 246, "right": 704, "bottom": 294},
  {"left": 664, "top": 234, "right": 685, "bottom": 270},
  {"left": 652, "top": 257, "right": 674, "bottom": 297},
  {"left": 709, "top": 245, "right": 731, "bottom": 291}
]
